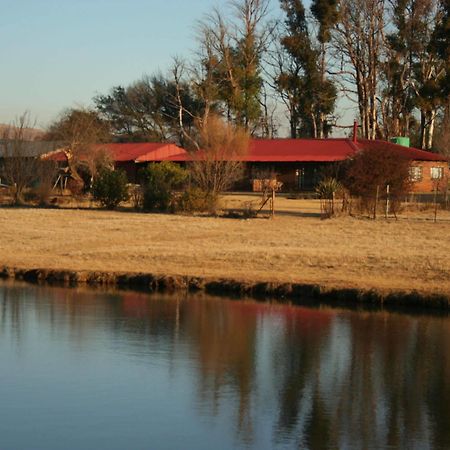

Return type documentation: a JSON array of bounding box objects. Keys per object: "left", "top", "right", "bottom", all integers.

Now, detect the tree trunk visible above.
[
  {"left": 426, "top": 110, "right": 436, "bottom": 150},
  {"left": 420, "top": 111, "right": 427, "bottom": 149}
]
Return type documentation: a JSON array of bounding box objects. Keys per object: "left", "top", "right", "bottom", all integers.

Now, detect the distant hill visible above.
[{"left": 0, "top": 124, "right": 45, "bottom": 141}]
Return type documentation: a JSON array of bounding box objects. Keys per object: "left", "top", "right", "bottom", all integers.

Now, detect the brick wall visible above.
[{"left": 410, "top": 161, "right": 449, "bottom": 193}]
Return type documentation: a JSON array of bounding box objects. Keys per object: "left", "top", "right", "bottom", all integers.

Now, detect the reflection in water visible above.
[{"left": 1, "top": 282, "right": 450, "bottom": 449}]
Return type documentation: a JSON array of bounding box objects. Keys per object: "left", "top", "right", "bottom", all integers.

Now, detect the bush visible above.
[
  {"left": 34, "top": 160, "right": 58, "bottom": 206},
  {"left": 316, "top": 177, "right": 343, "bottom": 200},
  {"left": 177, "top": 187, "right": 217, "bottom": 213},
  {"left": 92, "top": 168, "right": 129, "bottom": 209},
  {"left": 343, "top": 144, "right": 412, "bottom": 217},
  {"left": 129, "top": 184, "right": 143, "bottom": 210},
  {"left": 189, "top": 115, "right": 248, "bottom": 197},
  {"left": 142, "top": 162, "right": 188, "bottom": 212},
  {"left": 316, "top": 177, "right": 344, "bottom": 218}
]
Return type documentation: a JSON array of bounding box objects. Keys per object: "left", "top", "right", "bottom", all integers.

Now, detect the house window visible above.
[
  {"left": 430, "top": 167, "right": 444, "bottom": 179},
  {"left": 409, "top": 166, "right": 422, "bottom": 182}
]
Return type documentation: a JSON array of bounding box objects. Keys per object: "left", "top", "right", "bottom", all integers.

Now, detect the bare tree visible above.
[
  {"left": 189, "top": 115, "right": 250, "bottom": 199},
  {"left": 34, "top": 159, "right": 58, "bottom": 205},
  {"left": 333, "top": 0, "right": 386, "bottom": 139},
  {"left": 0, "top": 113, "right": 40, "bottom": 204},
  {"left": 44, "top": 108, "right": 111, "bottom": 190}
]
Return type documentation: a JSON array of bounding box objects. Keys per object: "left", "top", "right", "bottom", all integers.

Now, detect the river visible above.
[{"left": 1, "top": 281, "right": 449, "bottom": 449}]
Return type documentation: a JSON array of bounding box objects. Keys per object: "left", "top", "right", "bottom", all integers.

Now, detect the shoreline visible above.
[{"left": 2, "top": 265, "right": 449, "bottom": 312}]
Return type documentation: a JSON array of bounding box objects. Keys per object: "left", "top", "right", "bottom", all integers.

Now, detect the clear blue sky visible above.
[
  {"left": 1, "top": 0, "right": 354, "bottom": 134},
  {"left": 0, "top": 0, "right": 277, "bottom": 128}
]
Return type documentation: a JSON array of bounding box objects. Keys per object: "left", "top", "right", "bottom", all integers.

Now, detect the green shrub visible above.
[
  {"left": 92, "top": 168, "right": 129, "bottom": 209},
  {"left": 129, "top": 184, "right": 143, "bottom": 210},
  {"left": 178, "top": 187, "right": 217, "bottom": 213},
  {"left": 316, "top": 177, "right": 344, "bottom": 218},
  {"left": 142, "top": 162, "right": 188, "bottom": 212},
  {"left": 316, "top": 177, "right": 343, "bottom": 200}
]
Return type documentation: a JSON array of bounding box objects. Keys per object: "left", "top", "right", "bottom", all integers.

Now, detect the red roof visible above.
[
  {"left": 45, "top": 138, "right": 447, "bottom": 163},
  {"left": 243, "top": 138, "right": 447, "bottom": 162},
  {"left": 101, "top": 142, "right": 187, "bottom": 162},
  {"left": 245, "top": 138, "right": 358, "bottom": 162},
  {"left": 44, "top": 142, "right": 188, "bottom": 162},
  {"left": 356, "top": 139, "right": 447, "bottom": 162}
]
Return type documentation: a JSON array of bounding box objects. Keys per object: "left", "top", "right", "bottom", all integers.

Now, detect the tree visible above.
[
  {"left": 434, "top": 105, "right": 450, "bottom": 159},
  {"left": 197, "top": 0, "right": 270, "bottom": 132},
  {"left": 142, "top": 161, "right": 188, "bottom": 212},
  {"left": 0, "top": 113, "right": 41, "bottom": 204},
  {"left": 275, "top": 0, "right": 337, "bottom": 138},
  {"left": 45, "top": 108, "right": 111, "bottom": 189},
  {"left": 94, "top": 75, "right": 203, "bottom": 144},
  {"left": 380, "top": 0, "right": 417, "bottom": 140},
  {"left": 380, "top": 0, "right": 446, "bottom": 148},
  {"left": 343, "top": 144, "right": 412, "bottom": 216},
  {"left": 311, "top": 0, "right": 339, "bottom": 45},
  {"left": 92, "top": 168, "right": 129, "bottom": 209},
  {"left": 412, "top": 0, "right": 446, "bottom": 149},
  {"left": 189, "top": 115, "right": 249, "bottom": 200},
  {"left": 333, "top": 0, "right": 385, "bottom": 140},
  {"left": 433, "top": 0, "right": 449, "bottom": 97}
]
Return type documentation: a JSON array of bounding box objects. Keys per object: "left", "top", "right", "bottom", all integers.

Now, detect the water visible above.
[{"left": 1, "top": 282, "right": 450, "bottom": 450}]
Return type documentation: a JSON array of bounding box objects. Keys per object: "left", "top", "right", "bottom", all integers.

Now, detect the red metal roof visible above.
[
  {"left": 245, "top": 138, "right": 358, "bottom": 162},
  {"left": 356, "top": 139, "right": 447, "bottom": 162},
  {"left": 45, "top": 138, "right": 447, "bottom": 163},
  {"left": 44, "top": 142, "right": 188, "bottom": 162},
  {"left": 243, "top": 138, "right": 447, "bottom": 162},
  {"left": 101, "top": 142, "right": 186, "bottom": 162}
]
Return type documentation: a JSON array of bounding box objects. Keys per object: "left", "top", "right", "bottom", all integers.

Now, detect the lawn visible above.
[{"left": 0, "top": 197, "right": 449, "bottom": 295}]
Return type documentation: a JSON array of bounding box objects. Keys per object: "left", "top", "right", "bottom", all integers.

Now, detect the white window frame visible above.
[
  {"left": 430, "top": 167, "right": 444, "bottom": 180},
  {"left": 409, "top": 166, "right": 422, "bottom": 182}
]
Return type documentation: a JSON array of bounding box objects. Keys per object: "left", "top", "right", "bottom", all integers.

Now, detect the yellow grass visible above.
[{"left": 0, "top": 197, "right": 449, "bottom": 296}]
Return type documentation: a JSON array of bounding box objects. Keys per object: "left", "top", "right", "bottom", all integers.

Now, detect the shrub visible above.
[
  {"left": 189, "top": 115, "right": 248, "bottom": 197},
  {"left": 34, "top": 160, "right": 58, "bottom": 206},
  {"left": 177, "top": 187, "right": 217, "bottom": 213},
  {"left": 316, "top": 177, "right": 343, "bottom": 218},
  {"left": 316, "top": 177, "right": 343, "bottom": 200},
  {"left": 343, "top": 144, "right": 412, "bottom": 217},
  {"left": 92, "top": 168, "right": 129, "bottom": 209},
  {"left": 129, "top": 184, "right": 144, "bottom": 210},
  {"left": 142, "top": 162, "right": 188, "bottom": 212}
]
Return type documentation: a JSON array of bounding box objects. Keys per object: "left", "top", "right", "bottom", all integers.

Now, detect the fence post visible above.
[
  {"left": 385, "top": 184, "right": 390, "bottom": 219},
  {"left": 373, "top": 185, "right": 379, "bottom": 220},
  {"left": 271, "top": 187, "right": 275, "bottom": 219},
  {"left": 433, "top": 184, "right": 438, "bottom": 223}
]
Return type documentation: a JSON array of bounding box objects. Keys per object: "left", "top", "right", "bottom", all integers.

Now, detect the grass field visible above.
[{"left": 1, "top": 196, "right": 449, "bottom": 296}]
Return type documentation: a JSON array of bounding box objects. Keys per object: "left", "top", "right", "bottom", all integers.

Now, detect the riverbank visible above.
[
  {"left": 0, "top": 206, "right": 449, "bottom": 307},
  {"left": 1, "top": 265, "right": 449, "bottom": 311}
]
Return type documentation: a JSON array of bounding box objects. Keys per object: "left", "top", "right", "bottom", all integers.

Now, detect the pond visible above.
[{"left": 1, "top": 281, "right": 449, "bottom": 449}]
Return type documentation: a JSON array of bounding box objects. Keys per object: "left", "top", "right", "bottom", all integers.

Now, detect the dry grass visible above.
[{"left": 0, "top": 196, "right": 449, "bottom": 296}]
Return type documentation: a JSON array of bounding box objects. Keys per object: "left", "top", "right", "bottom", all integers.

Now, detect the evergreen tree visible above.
[
  {"left": 198, "top": 0, "right": 269, "bottom": 132},
  {"left": 277, "top": 0, "right": 337, "bottom": 138},
  {"left": 94, "top": 75, "right": 203, "bottom": 144},
  {"left": 383, "top": 0, "right": 446, "bottom": 148}
]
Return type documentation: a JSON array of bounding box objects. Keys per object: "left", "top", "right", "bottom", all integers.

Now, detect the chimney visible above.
[{"left": 352, "top": 121, "right": 358, "bottom": 143}]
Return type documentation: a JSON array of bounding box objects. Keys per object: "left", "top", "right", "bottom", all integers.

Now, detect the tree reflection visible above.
[
  {"left": 2, "top": 282, "right": 450, "bottom": 449},
  {"left": 184, "top": 300, "right": 259, "bottom": 444}
]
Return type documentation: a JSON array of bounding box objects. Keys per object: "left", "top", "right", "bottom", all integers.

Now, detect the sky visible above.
[
  {"left": 0, "top": 0, "right": 352, "bottom": 135},
  {"left": 1, "top": 0, "right": 223, "bottom": 127}
]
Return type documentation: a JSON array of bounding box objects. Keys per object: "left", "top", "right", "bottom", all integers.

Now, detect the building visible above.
[
  {"left": 241, "top": 138, "right": 449, "bottom": 193},
  {"left": 45, "top": 142, "right": 187, "bottom": 183},
  {"left": 47, "top": 138, "right": 449, "bottom": 193},
  {"left": 96, "top": 142, "right": 187, "bottom": 182}
]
